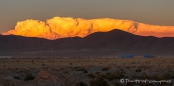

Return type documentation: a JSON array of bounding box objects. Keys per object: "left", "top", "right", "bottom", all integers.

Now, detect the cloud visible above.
[{"left": 2, "top": 17, "right": 174, "bottom": 40}]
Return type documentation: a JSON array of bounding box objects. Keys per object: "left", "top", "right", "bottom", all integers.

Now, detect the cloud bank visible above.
[{"left": 2, "top": 17, "right": 174, "bottom": 40}]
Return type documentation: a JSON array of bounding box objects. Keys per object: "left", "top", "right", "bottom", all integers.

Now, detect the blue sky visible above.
[{"left": 0, "top": 0, "right": 174, "bottom": 33}]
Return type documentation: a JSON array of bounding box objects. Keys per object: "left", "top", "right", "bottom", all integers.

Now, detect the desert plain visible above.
[{"left": 0, "top": 57, "right": 173, "bottom": 86}]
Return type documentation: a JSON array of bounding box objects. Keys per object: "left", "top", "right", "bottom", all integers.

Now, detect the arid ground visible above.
[{"left": 0, "top": 57, "right": 173, "bottom": 86}]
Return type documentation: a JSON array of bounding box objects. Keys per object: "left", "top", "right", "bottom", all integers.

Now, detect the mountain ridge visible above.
[
  {"left": 1, "top": 29, "right": 174, "bottom": 51},
  {"left": 1, "top": 29, "right": 174, "bottom": 56}
]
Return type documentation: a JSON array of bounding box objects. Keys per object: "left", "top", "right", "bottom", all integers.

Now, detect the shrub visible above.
[
  {"left": 104, "top": 71, "right": 124, "bottom": 81},
  {"left": 135, "top": 69, "right": 141, "bottom": 72},
  {"left": 104, "top": 73, "right": 114, "bottom": 81},
  {"left": 74, "top": 67, "right": 81, "bottom": 71},
  {"left": 162, "top": 73, "right": 171, "bottom": 79},
  {"left": 90, "top": 76, "right": 110, "bottom": 86},
  {"left": 171, "top": 75, "right": 174, "bottom": 79},
  {"left": 74, "top": 67, "right": 88, "bottom": 73},
  {"left": 88, "top": 73, "right": 96, "bottom": 79},
  {"left": 139, "top": 73, "right": 149, "bottom": 79},
  {"left": 24, "top": 73, "right": 35, "bottom": 81},
  {"left": 62, "top": 71, "right": 69, "bottom": 74},
  {"left": 95, "top": 72, "right": 101, "bottom": 75},
  {"left": 113, "top": 81, "right": 124, "bottom": 86},
  {"left": 65, "top": 71, "right": 69, "bottom": 74},
  {"left": 75, "top": 82, "right": 87, "bottom": 86},
  {"left": 42, "top": 63, "right": 45, "bottom": 66},
  {"left": 14, "top": 75, "right": 21, "bottom": 80},
  {"left": 83, "top": 70, "right": 88, "bottom": 73},
  {"left": 151, "top": 74, "right": 161, "bottom": 80},
  {"left": 102, "top": 67, "right": 109, "bottom": 71}
]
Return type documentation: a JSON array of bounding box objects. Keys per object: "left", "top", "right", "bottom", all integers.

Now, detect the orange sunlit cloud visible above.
[{"left": 2, "top": 17, "right": 174, "bottom": 40}]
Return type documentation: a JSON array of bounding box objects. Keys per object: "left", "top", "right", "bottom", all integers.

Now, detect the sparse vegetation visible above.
[
  {"left": 42, "top": 63, "right": 45, "bottom": 66},
  {"left": 95, "top": 72, "right": 101, "bottom": 75},
  {"left": 14, "top": 75, "right": 21, "bottom": 80},
  {"left": 0, "top": 57, "right": 173, "bottom": 85},
  {"left": 83, "top": 70, "right": 88, "bottom": 73},
  {"left": 24, "top": 73, "right": 35, "bottom": 81},
  {"left": 90, "top": 75, "right": 110, "bottom": 86},
  {"left": 88, "top": 73, "right": 96, "bottom": 79},
  {"left": 103, "top": 71, "right": 125, "bottom": 81},
  {"left": 63, "top": 71, "right": 69, "bottom": 74},
  {"left": 70, "top": 63, "right": 73, "bottom": 65},
  {"left": 101, "top": 67, "right": 109, "bottom": 71},
  {"left": 135, "top": 69, "right": 141, "bottom": 72},
  {"left": 162, "top": 72, "right": 171, "bottom": 79},
  {"left": 74, "top": 67, "right": 88, "bottom": 73},
  {"left": 139, "top": 73, "right": 149, "bottom": 79},
  {"left": 113, "top": 81, "right": 124, "bottom": 86}
]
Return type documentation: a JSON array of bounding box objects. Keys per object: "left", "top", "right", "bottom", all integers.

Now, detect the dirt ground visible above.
[{"left": 0, "top": 57, "right": 173, "bottom": 86}]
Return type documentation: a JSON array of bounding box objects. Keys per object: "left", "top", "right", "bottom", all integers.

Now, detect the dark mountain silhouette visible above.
[{"left": 1, "top": 29, "right": 174, "bottom": 56}]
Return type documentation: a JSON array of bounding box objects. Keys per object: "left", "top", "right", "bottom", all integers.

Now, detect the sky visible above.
[{"left": 0, "top": 0, "right": 174, "bottom": 33}]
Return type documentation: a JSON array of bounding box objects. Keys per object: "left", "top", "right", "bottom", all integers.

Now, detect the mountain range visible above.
[{"left": 1, "top": 29, "right": 174, "bottom": 56}]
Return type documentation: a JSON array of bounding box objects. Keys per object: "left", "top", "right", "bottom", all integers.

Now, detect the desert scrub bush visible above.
[
  {"left": 162, "top": 72, "right": 171, "bottom": 79},
  {"left": 74, "top": 67, "right": 88, "bottom": 73},
  {"left": 24, "top": 73, "right": 35, "bottom": 81},
  {"left": 65, "top": 71, "right": 69, "bottom": 74},
  {"left": 83, "top": 69, "right": 88, "bottom": 73},
  {"left": 150, "top": 74, "right": 161, "bottom": 80},
  {"left": 95, "top": 72, "right": 101, "bottom": 75},
  {"left": 89, "top": 75, "right": 110, "bottom": 86},
  {"left": 135, "top": 69, "right": 141, "bottom": 72},
  {"left": 139, "top": 73, "right": 149, "bottom": 79},
  {"left": 69, "top": 63, "right": 73, "bottom": 65},
  {"left": 103, "top": 71, "right": 125, "bottom": 81},
  {"left": 170, "top": 75, "right": 174, "bottom": 79},
  {"left": 131, "top": 74, "right": 139, "bottom": 79},
  {"left": 42, "top": 63, "right": 45, "bottom": 66},
  {"left": 101, "top": 67, "right": 109, "bottom": 71},
  {"left": 14, "top": 75, "right": 21, "bottom": 80},
  {"left": 116, "top": 71, "right": 125, "bottom": 77},
  {"left": 113, "top": 81, "right": 124, "bottom": 86},
  {"left": 74, "top": 67, "right": 81, "bottom": 71},
  {"left": 103, "top": 73, "right": 115, "bottom": 81},
  {"left": 88, "top": 73, "right": 96, "bottom": 79},
  {"left": 75, "top": 82, "right": 88, "bottom": 86},
  {"left": 62, "top": 71, "right": 69, "bottom": 74}
]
